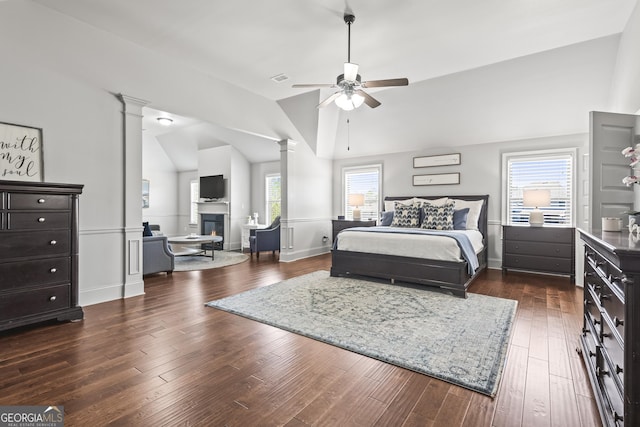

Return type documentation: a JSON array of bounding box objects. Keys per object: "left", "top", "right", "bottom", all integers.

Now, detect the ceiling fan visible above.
[{"left": 292, "top": 13, "right": 409, "bottom": 111}]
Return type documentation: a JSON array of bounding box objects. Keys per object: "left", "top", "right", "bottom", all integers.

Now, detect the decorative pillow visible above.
[
  {"left": 384, "top": 198, "right": 414, "bottom": 212},
  {"left": 390, "top": 202, "right": 420, "bottom": 228},
  {"left": 453, "top": 208, "right": 470, "bottom": 230},
  {"left": 380, "top": 211, "right": 394, "bottom": 226},
  {"left": 142, "top": 222, "right": 153, "bottom": 237},
  {"left": 421, "top": 202, "right": 455, "bottom": 230},
  {"left": 384, "top": 197, "right": 449, "bottom": 212},
  {"left": 451, "top": 199, "right": 484, "bottom": 231}
]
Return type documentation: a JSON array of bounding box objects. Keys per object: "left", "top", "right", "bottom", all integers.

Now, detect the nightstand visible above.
[
  {"left": 502, "top": 225, "right": 575, "bottom": 281},
  {"left": 332, "top": 219, "right": 376, "bottom": 242}
]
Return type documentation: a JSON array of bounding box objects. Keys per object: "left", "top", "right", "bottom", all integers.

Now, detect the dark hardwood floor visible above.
[{"left": 0, "top": 253, "right": 601, "bottom": 426}]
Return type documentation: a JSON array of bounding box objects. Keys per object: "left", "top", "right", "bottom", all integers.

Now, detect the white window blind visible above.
[
  {"left": 265, "top": 174, "right": 281, "bottom": 224},
  {"left": 504, "top": 150, "right": 574, "bottom": 225},
  {"left": 190, "top": 180, "right": 199, "bottom": 224},
  {"left": 343, "top": 165, "right": 381, "bottom": 221}
]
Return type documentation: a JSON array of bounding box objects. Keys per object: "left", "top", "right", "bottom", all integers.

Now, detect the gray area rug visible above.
[
  {"left": 174, "top": 250, "right": 248, "bottom": 271},
  {"left": 206, "top": 270, "right": 517, "bottom": 396}
]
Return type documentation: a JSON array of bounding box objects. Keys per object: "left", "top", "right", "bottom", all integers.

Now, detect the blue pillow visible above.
[
  {"left": 143, "top": 222, "right": 153, "bottom": 237},
  {"left": 453, "top": 208, "right": 470, "bottom": 230},
  {"left": 380, "top": 211, "right": 394, "bottom": 226}
]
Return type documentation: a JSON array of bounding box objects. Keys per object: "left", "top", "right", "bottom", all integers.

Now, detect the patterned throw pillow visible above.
[
  {"left": 390, "top": 202, "right": 420, "bottom": 228},
  {"left": 421, "top": 202, "right": 455, "bottom": 230}
]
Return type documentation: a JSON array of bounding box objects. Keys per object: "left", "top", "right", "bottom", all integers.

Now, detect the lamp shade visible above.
[
  {"left": 348, "top": 193, "right": 365, "bottom": 207},
  {"left": 335, "top": 91, "right": 365, "bottom": 111},
  {"left": 523, "top": 189, "right": 551, "bottom": 208}
]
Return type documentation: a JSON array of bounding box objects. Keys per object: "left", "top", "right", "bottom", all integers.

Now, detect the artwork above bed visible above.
[{"left": 331, "top": 195, "right": 489, "bottom": 298}]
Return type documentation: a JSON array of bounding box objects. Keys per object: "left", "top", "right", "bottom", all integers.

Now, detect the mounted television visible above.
[{"left": 200, "top": 175, "right": 225, "bottom": 201}]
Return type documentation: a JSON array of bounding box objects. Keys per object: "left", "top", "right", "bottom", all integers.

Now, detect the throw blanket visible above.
[{"left": 335, "top": 226, "right": 480, "bottom": 274}]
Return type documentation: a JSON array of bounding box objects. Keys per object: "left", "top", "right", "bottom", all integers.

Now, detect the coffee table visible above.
[{"left": 167, "top": 235, "right": 223, "bottom": 260}]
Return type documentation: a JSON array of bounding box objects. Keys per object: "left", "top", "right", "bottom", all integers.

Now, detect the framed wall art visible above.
[
  {"left": 0, "top": 121, "right": 44, "bottom": 182},
  {"left": 413, "top": 153, "right": 460, "bottom": 168},
  {"left": 413, "top": 173, "right": 460, "bottom": 186}
]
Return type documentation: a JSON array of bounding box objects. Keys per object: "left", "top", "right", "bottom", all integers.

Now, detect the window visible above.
[
  {"left": 343, "top": 164, "right": 382, "bottom": 221},
  {"left": 502, "top": 149, "right": 575, "bottom": 226},
  {"left": 265, "top": 174, "right": 281, "bottom": 224},
  {"left": 190, "top": 179, "right": 199, "bottom": 224}
]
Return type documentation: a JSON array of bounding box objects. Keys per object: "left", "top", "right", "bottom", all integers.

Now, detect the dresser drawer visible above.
[
  {"left": 7, "top": 212, "right": 70, "bottom": 230},
  {"left": 503, "top": 253, "right": 573, "bottom": 273},
  {"left": 582, "top": 319, "right": 599, "bottom": 369},
  {"left": 0, "top": 284, "right": 70, "bottom": 321},
  {"left": 503, "top": 226, "right": 573, "bottom": 243},
  {"left": 584, "top": 287, "right": 602, "bottom": 336},
  {"left": 597, "top": 347, "right": 625, "bottom": 426},
  {"left": 600, "top": 281, "right": 625, "bottom": 342},
  {"left": 601, "top": 319, "right": 624, "bottom": 390},
  {"left": 504, "top": 240, "right": 572, "bottom": 258},
  {"left": 7, "top": 193, "right": 70, "bottom": 210},
  {"left": 0, "top": 230, "right": 70, "bottom": 259},
  {"left": 0, "top": 257, "right": 70, "bottom": 291}
]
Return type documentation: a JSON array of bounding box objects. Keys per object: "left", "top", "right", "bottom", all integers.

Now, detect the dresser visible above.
[
  {"left": 332, "top": 219, "right": 376, "bottom": 242},
  {"left": 0, "top": 181, "right": 83, "bottom": 331},
  {"left": 579, "top": 229, "right": 640, "bottom": 427},
  {"left": 502, "top": 225, "right": 575, "bottom": 281}
]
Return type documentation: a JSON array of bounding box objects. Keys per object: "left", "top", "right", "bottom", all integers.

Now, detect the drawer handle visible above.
[
  {"left": 602, "top": 332, "right": 610, "bottom": 338},
  {"left": 584, "top": 299, "right": 590, "bottom": 306},
  {"left": 49, "top": 296, "right": 57, "bottom": 302},
  {"left": 50, "top": 268, "right": 57, "bottom": 273},
  {"left": 622, "top": 275, "right": 633, "bottom": 286},
  {"left": 596, "top": 366, "right": 609, "bottom": 377},
  {"left": 50, "top": 240, "right": 57, "bottom": 245},
  {"left": 588, "top": 350, "right": 596, "bottom": 358},
  {"left": 614, "top": 411, "right": 623, "bottom": 422},
  {"left": 585, "top": 272, "right": 594, "bottom": 277},
  {"left": 614, "top": 317, "right": 624, "bottom": 327},
  {"left": 38, "top": 198, "right": 45, "bottom": 204},
  {"left": 595, "top": 260, "right": 605, "bottom": 267},
  {"left": 593, "top": 318, "right": 600, "bottom": 325},
  {"left": 38, "top": 217, "right": 46, "bottom": 223},
  {"left": 616, "top": 365, "right": 623, "bottom": 374}
]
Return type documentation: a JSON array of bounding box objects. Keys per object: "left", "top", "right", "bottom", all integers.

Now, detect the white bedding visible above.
[{"left": 335, "top": 228, "right": 485, "bottom": 262}]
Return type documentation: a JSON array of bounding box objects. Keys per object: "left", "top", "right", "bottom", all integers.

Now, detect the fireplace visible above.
[{"left": 200, "top": 214, "right": 224, "bottom": 250}]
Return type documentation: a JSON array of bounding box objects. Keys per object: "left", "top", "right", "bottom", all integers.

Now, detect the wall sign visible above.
[
  {"left": 0, "top": 122, "right": 43, "bottom": 181},
  {"left": 413, "top": 153, "right": 461, "bottom": 168},
  {"left": 413, "top": 173, "right": 460, "bottom": 186}
]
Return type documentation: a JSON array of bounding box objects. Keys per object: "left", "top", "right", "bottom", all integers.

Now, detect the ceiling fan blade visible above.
[
  {"left": 356, "top": 90, "right": 381, "bottom": 108},
  {"left": 361, "top": 78, "right": 409, "bottom": 88},
  {"left": 317, "top": 92, "right": 342, "bottom": 108},
  {"left": 343, "top": 62, "right": 359, "bottom": 82},
  {"left": 292, "top": 83, "right": 336, "bottom": 88}
]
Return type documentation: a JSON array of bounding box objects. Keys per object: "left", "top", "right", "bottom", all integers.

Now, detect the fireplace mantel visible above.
[{"left": 197, "top": 201, "right": 229, "bottom": 215}]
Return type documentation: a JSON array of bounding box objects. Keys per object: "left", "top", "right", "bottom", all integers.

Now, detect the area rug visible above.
[
  {"left": 206, "top": 270, "right": 517, "bottom": 397},
  {"left": 174, "top": 250, "right": 248, "bottom": 271}
]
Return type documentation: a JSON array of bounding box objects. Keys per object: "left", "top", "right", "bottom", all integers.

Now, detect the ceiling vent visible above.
[{"left": 270, "top": 73, "right": 289, "bottom": 83}]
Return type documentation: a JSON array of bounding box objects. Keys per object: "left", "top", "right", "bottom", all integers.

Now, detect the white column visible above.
[
  {"left": 118, "top": 94, "right": 148, "bottom": 298},
  {"left": 278, "top": 139, "right": 296, "bottom": 261}
]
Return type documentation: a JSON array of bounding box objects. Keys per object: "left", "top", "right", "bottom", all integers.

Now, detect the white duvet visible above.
[{"left": 335, "top": 228, "right": 485, "bottom": 262}]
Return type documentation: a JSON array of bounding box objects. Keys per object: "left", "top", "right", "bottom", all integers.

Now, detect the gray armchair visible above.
[
  {"left": 143, "top": 234, "right": 174, "bottom": 275},
  {"left": 249, "top": 216, "right": 281, "bottom": 258}
]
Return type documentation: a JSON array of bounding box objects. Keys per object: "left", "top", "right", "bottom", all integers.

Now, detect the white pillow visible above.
[
  {"left": 384, "top": 197, "right": 449, "bottom": 212},
  {"left": 451, "top": 199, "right": 484, "bottom": 231}
]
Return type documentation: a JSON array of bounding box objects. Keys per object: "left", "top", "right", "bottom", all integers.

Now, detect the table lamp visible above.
[
  {"left": 348, "top": 193, "right": 365, "bottom": 221},
  {"left": 523, "top": 189, "right": 550, "bottom": 227}
]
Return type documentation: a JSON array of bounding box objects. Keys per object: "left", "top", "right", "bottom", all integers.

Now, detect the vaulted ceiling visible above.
[{"left": 34, "top": 0, "right": 638, "bottom": 168}]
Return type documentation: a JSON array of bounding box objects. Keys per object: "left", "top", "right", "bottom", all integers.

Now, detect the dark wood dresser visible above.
[
  {"left": 502, "top": 225, "right": 575, "bottom": 281},
  {"left": 0, "top": 180, "right": 83, "bottom": 331},
  {"left": 332, "top": 219, "right": 376, "bottom": 242},
  {"left": 579, "top": 228, "right": 640, "bottom": 427}
]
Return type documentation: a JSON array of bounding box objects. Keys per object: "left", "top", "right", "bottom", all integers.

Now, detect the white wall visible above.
[
  {"left": 332, "top": 134, "right": 589, "bottom": 269},
  {"left": 609, "top": 1, "right": 640, "bottom": 113},
  {"left": 142, "top": 134, "right": 179, "bottom": 235}
]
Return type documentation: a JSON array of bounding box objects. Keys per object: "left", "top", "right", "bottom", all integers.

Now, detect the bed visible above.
[{"left": 330, "top": 195, "right": 489, "bottom": 298}]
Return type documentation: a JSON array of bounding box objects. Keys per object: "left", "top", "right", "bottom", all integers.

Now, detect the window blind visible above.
[
  {"left": 190, "top": 180, "right": 199, "bottom": 224},
  {"left": 506, "top": 154, "right": 573, "bottom": 225},
  {"left": 265, "top": 174, "right": 281, "bottom": 224},
  {"left": 343, "top": 165, "right": 381, "bottom": 221}
]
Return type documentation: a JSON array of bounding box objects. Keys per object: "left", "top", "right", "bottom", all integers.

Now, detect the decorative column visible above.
[
  {"left": 118, "top": 94, "right": 148, "bottom": 298},
  {"left": 278, "top": 139, "right": 296, "bottom": 261}
]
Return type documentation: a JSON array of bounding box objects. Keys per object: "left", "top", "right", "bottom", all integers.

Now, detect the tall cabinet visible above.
[
  {"left": 579, "top": 228, "right": 640, "bottom": 427},
  {"left": 0, "top": 180, "right": 83, "bottom": 331}
]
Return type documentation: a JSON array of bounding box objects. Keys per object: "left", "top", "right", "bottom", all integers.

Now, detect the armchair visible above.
[
  {"left": 143, "top": 224, "right": 174, "bottom": 275},
  {"left": 249, "top": 216, "right": 281, "bottom": 258}
]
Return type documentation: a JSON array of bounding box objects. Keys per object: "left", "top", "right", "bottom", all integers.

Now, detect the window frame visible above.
[
  {"left": 265, "top": 173, "right": 281, "bottom": 225},
  {"left": 189, "top": 179, "right": 199, "bottom": 225},
  {"left": 342, "top": 164, "right": 383, "bottom": 221},
  {"left": 501, "top": 148, "right": 577, "bottom": 226}
]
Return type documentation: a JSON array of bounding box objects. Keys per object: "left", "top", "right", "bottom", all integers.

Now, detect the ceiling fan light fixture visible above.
[
  {"left": 335, "top": 91, "right": 364, "bottom": 111},
  {"left": 157, "top": 117, "right": 173, "bottom": 126},
  {"left": 344, "top": 62, "right": 359, "bottom": 82}
]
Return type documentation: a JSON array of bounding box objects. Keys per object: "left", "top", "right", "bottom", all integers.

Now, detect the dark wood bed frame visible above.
[{"left": 330, "top": 195, "right": 489, "bottom": 298}]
